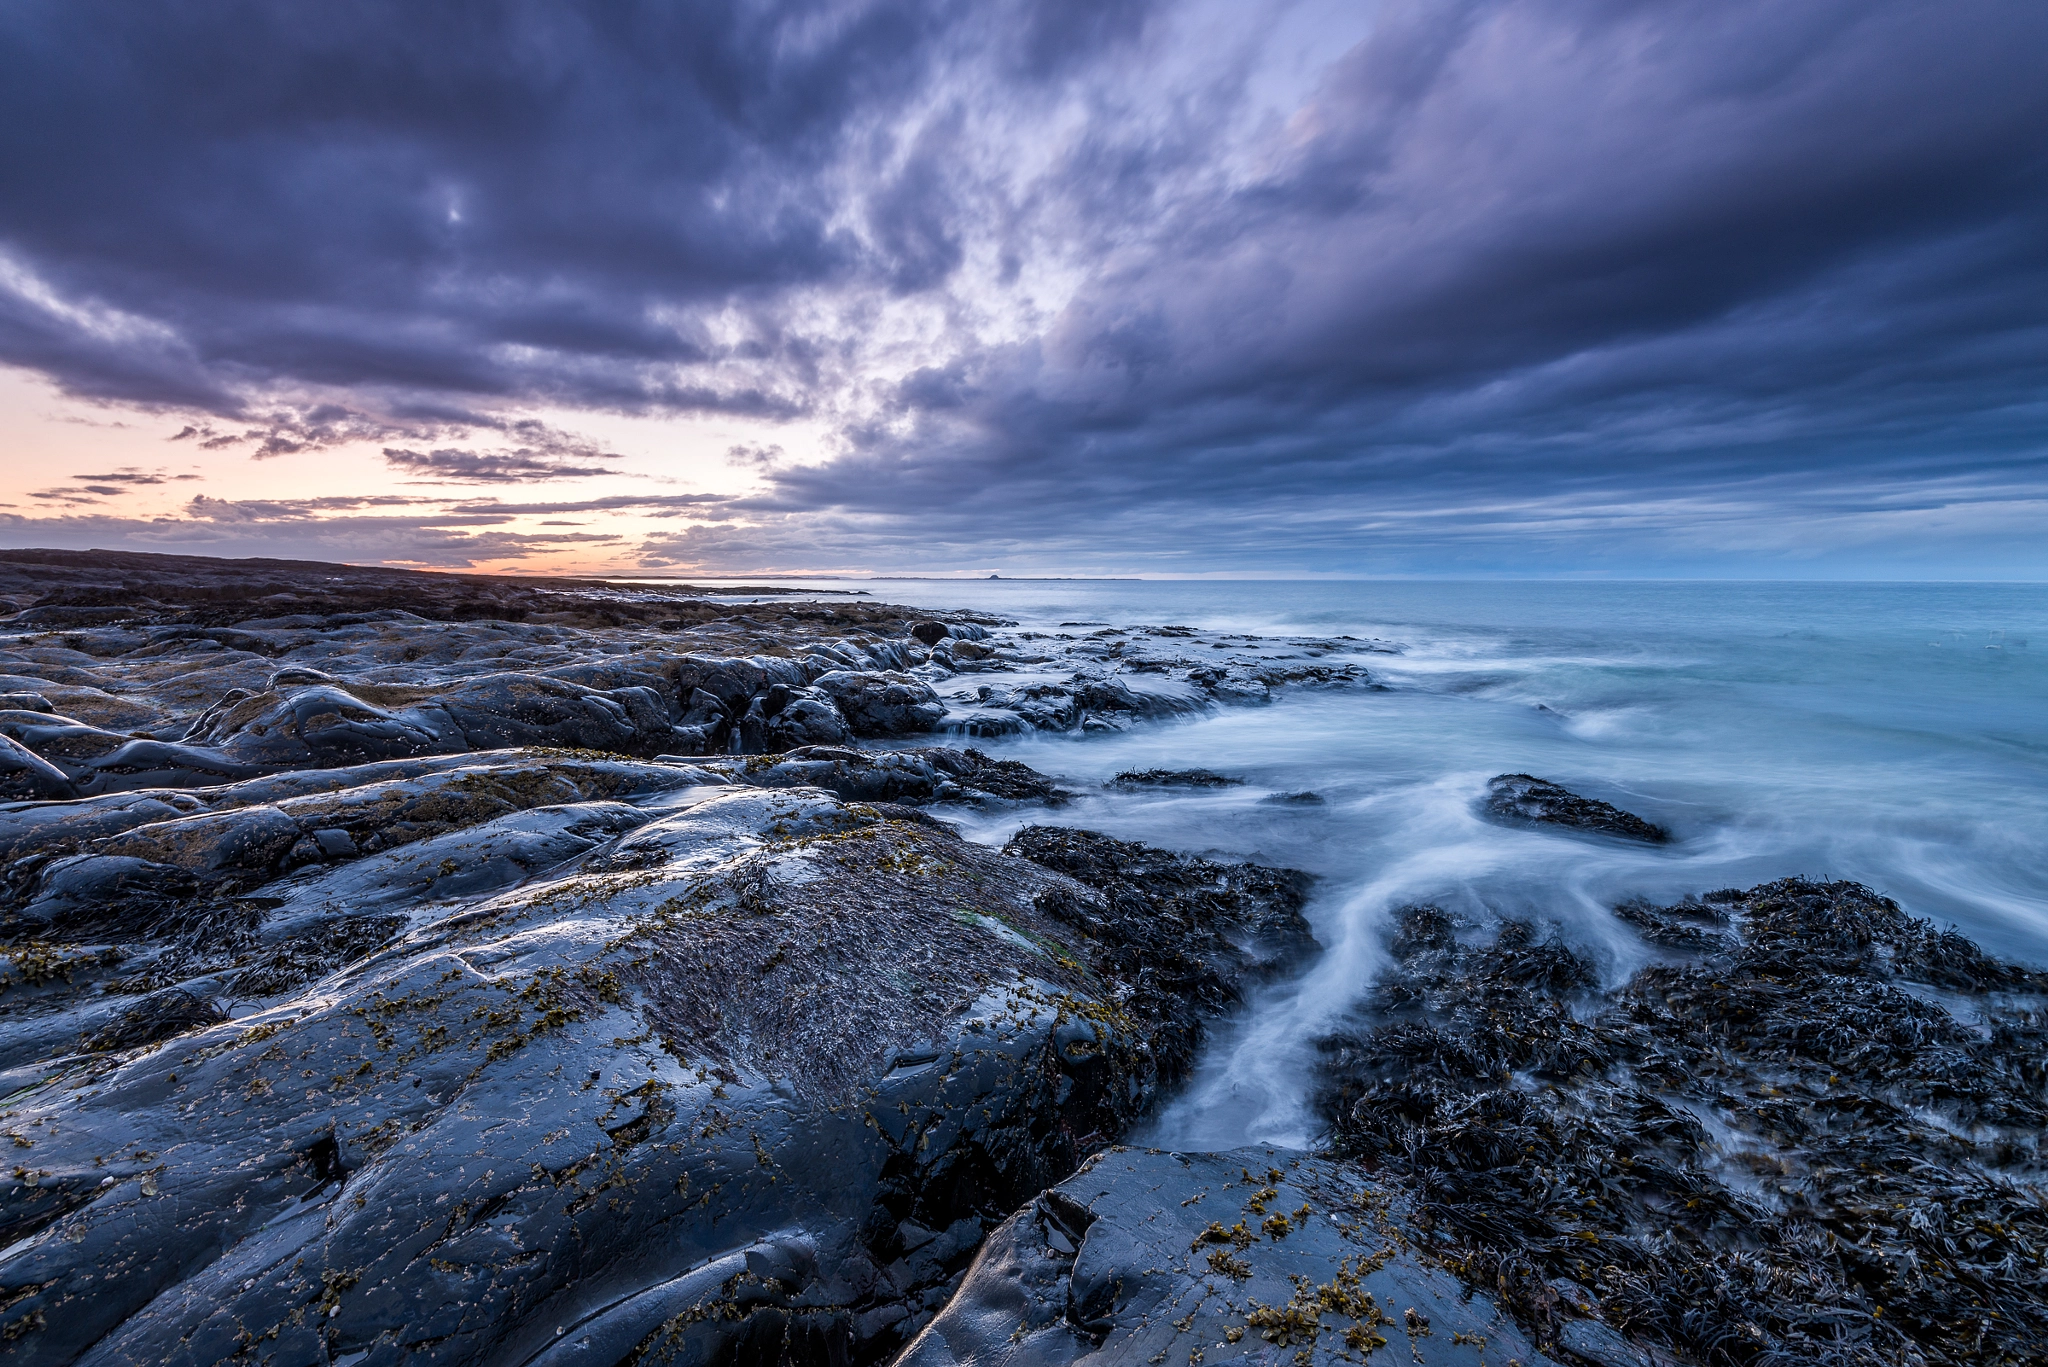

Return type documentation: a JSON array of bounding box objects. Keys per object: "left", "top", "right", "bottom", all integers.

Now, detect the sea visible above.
[{"left": 662, "top": 579, "right": 2048, "bottom": 1150}]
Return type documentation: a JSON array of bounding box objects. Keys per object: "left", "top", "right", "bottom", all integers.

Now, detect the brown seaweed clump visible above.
[
  {"left": 1004, "top": 826, "right": 1318, "bottom": 1084},
  {"left": 1315, "top": 878, "right": 2048, "bottom": 1367}
]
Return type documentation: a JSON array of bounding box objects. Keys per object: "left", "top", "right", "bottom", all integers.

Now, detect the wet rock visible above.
[
  {"left": 1, "top": 709, "right": 128, "bottom": 769},
  {"left": 1262, "top": 791, "right": 1325, "bottom": 805},
  {"left": 0, "top": 788, "right": 1292, "bottom": 1367},
  {"left": 1556, "top": 1319, "right": 1655, "bottom": 1367},
  {"left": 181, "top": 675, "right": 684, "bottom": 767},
  {"left": 979, "top": 683, "right": 1082, "bottom": 731},
  {"left": 82, "top": 988, "right": 228, "bottom": 1052},
  {"left": 0, "top": 549, "right": 1410, "bottom": 1365},
  {"left": 901, "top": 1147, "right": 1544, "bottom": 1367},
  {"left": 1, "top": 731, "right": 79, "bottom": 801},
  {"left": 6, "top": 675, "right": 732, "bottom": 795},
  {"left": 1482, "top": 773, "right": 1670, "bottom": 843},
  {"left": 0, "top": 555, "right": 1040, "bottom": 792},
  {"left": 938, "top": 708, "right": 1030, "bottom": 738},
  {"left": 908, "top": 621, "right": 988, "bottom": 647},
  {"left": 812, "top": 670, "right": 947, "bottom": 736},
  {"left": 5, "top": 604, "right": 147, "bottom": 627},
  {"left": 246, "top": 802, "right": 649, "bottom": 945},
  {"left": 156, "top": 680, "right": 444, "bottom": 769},
  {"left": 1186, "top": 667, "right": 1271, "bottom": 706},
  {"left": 1109, "top": 768, "right": 1242, "bottom": 789},
  {"left": 266, "top": 665, "right": 343, "bottom": 689},
  {"left": 431, "top": 673, "right": 681, "bottom": 754},
  {"left": 0, "top": 747, "right": 1054, "bottom": 896},
  {"left": 11, "top": 854, "right": 206, "bottom": 941},
  {"left": 1070, "top": 676, "right": 1195, "bottom": 720},
  {"left": 1, "top": 755, "right": 716, "bottom": 928},
  {"left": 5, "top": 710, "right": 264, "bottom": 793},
  {"left": 0, "top": 682, "right": 160, "bottom": 731},
  {"left": 763, "top": 687, "right": 853, "bottom": 749},
  {"left": 959, "top": 678, "right": 1207, "bottom": 733},
  {"left": 3, "top": 553, "right": 1396, "bottom": 782},
  {"left": 740, "top": 746, "right": 1072, "bottom": 808}
]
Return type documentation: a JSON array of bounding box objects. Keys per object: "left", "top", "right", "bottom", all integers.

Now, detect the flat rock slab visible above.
[
  {"left": 903, "top": 1147, "right": 1549, "bottom": 1367},
  {"left": 0, "top": 790, "right": 1149, "bottom": 1366}
]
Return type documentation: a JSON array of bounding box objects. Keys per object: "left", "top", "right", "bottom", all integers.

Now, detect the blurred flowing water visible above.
[{"left": 680, "top": 579, "right": 2048, "bottom": 1149}]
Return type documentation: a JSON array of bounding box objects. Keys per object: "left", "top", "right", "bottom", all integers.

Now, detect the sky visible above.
[{"left": 1, "top": 0, "right": 2045, "bottom": 579}]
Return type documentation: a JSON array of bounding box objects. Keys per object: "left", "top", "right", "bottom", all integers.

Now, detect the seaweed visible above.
[
  {"left": 1315, "top": 880, "right": 2048, "bottom": 1366},
  {"left": 1007, "top": 825, "right": 1318, "bottom": 1083}
]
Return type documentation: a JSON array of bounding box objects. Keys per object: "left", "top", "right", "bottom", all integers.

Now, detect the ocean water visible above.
[{"left": 688, "top": 579, "right": 2048, "bottom": 1148}]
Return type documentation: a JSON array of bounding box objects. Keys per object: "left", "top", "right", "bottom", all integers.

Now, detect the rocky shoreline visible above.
[{"left": 2, "top": 551, "right": 2043, "bottom": 1367}]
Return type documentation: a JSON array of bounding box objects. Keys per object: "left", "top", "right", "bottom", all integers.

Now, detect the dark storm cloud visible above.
[
  {"left": 2, "top": 0, "right": 2045, "bottom": 572},
  {"left": 736, "top": 0, "right": 2048, "bottom": 571},
  {"left": 0, "top": 0, "right": 1131, "bottom": 413}
]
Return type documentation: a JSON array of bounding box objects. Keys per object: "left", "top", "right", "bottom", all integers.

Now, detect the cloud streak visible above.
[
  {"left": 380, "top": 447, "right": 618, "bottom": 483},
  {"left": 0, "top": 495, "right": 638, "bottom": 569}
]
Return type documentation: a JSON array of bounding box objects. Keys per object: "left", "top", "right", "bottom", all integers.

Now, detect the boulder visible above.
[
  {"left": 763, "top": 686, "right": 853, "bottom": 749},
  {"left": 910, "top": 622, "right": 987, "bottom": 646},
  {"left": 397, "top": 674, "right": 682, "bottom": 758},
  {"left": 938, "top": 708, "right": 1030, "bottom": 738},
  {"left": 1481, "top": 773, "right": 1669, "bottom": 843},
  {"left": 1186, "top": 666, "right": 1271, "bottom": 706},
  {"left": 176, "top": 683, "right": 444, "bottom": 767},
  {"left": 985, "top": 684, "right": 1081, "bottom": 731},
  {"left": 1109, "top": 769, "right": 1242, "bottom": 789},
  {"left": 812, "top": 670, "right": 947, "bottom": 736}
]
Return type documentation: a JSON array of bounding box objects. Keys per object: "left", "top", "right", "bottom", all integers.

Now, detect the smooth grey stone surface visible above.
[
  {"left": 902, "top": 1147, "right": 1549, "bottom": 1367},
  {"left": 0, "top": 777, "right": 1311, "bottom": 1367}
]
